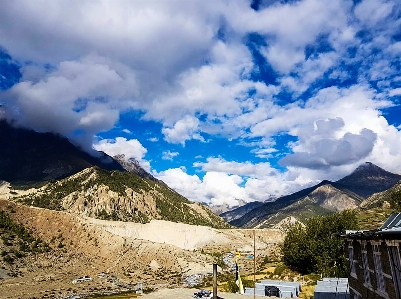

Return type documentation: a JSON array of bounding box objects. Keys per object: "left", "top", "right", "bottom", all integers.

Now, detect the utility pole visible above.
[
  {"left": 213, "top": 263, "right": 217, "bottom": 299},
  {"left": 254, "top": 229, "right": 256, "bottom": 299}
]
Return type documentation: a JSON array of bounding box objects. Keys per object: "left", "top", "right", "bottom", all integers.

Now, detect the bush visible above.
[
  {"left": 390, "top": 190, "right": 401, "bottom": 211},
  {"left": 281, "top": 210, "right": 358, "bottom": 276},
  {"left": 221, "top": 277, "right": 254, "bottom": 293},
  {"left": 3, "top": 254, "right": 14, "bottom": 263},
  {"left": 273, "top": 263, "right": 288, "bottom": 276}
]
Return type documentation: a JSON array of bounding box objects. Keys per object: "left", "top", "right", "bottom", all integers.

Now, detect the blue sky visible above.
[{"left": 1, "top": 0, "right": 401, "bottom": 207}]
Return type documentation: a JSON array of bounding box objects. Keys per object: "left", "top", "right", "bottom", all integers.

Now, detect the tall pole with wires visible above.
[{"left": 254, "top": 229, "right": 256, "bottom": 299}]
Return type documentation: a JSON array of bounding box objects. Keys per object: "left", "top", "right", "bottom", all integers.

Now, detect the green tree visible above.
[
  {"left": 281, "top": 210, "right": 358, "bottom": 277},
  {"left": 389, "top": 190, "right": 401, "bottom": 211}
]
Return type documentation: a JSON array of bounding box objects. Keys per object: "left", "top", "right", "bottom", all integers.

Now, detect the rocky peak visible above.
[
  {"left": 335, "top": 162, "right": 401, "bottom": 198},
  {"left": 352, "top": 162, "right": 388, "bottom": 176},
  {"left": 113, "top": 154, "right": 159, "bottom": 182}
]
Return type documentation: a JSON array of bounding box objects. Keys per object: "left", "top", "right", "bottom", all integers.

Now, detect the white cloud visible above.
[
  {"left": 281, "top": 128, "right": 377, "bottom": 168},
  {"left": 162, "top": 115, "right": 204, "bottom": 145},
  {"left": 4, "top": 55, "right": 137, "bottom": 150},
  {"left": 389, "top": 88, "right": 401, "bottom": 97},
  {"left": 194, "top": 157, "right": 277, "bottom": 178},
  {"left": 226, "top": 0, "right": 350, "bottom": 74},
  {"left": 354, "top": 0, "right": 394, "bottom": 26},
  {"left": 93, "top": 137, "right": 148, "bottom": 169},
  {"left": 156, "top": 167, "right": 252, "bottom": 207},
  {"left": 156, "top": 157, "right": 318, "bottom": 206},
  {"left": 162, "top": 151, "right": 180, "bottom": 161},
  {"left": 1, "top": 0, "right": 401, "bottom": 207}
]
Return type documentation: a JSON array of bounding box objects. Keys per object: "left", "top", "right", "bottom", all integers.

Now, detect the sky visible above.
[{"left": 1, "top": 0, "right": 401, "bottom": 207}]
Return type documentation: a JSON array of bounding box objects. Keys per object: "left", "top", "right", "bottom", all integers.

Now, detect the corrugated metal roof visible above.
[
  {"left": 340, "top": 213, "right": 401, "bottom": 239},
  {"left": 314, "top": 278, "right": 349, "bottom": 299},
  {"left": 381, "top": 213, "right": 401, "bottom": 230}
]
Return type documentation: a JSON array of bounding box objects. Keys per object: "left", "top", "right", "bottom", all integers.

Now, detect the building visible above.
[
  {"left": 314, "top": 278, "right": 350, "bottom": 299},
  {"left": 341, "top": 213, "right": 401, "bottom": 299},
  {"left": 244, "top": 279, "right": 301, "bottom": 297}
]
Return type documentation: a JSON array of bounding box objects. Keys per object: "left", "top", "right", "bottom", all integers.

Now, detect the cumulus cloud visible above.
[
  {"left": 156, "top": 168, "right": 251, "bottom": 207},
  {"left": 389, "top": 88, "right": 401, "bottom": 97},
  {"left": 162, "top": 151, "right": 179, "bottom": 161},
  {"left": 354, "top": 0, "right": 394, "bottom": 26},
  {"left": 93, "top": 137, "right": 149, "bottom": 170},
  {"left": 281, "top": 128, "right": 377, "bottom": 169},
  {"left": 4, "top": 55, "right": 137, "bottom": 150},
  {"left": 162, "top": 115, "right": 204, "bottom": 144},
  {"left": 156, "top": 158, "right": 314, "bottom": 206},
  {"left": 122, "top": 129, "right": 132, "bottom": 134},
  {"left": 1, "top": 0, "right": 401, "bottom": 206},
  {"left": 194, "top": 157, "right": 277, "bottom": 178}
]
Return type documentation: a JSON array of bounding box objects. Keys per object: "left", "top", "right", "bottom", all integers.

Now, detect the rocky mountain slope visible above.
[
  {"left": 113, "top": 154, "right": 160, "bottom": 182},
  {"left": 231, "top": 163, "right": 401, "bottom": 228},
  {"left": 360, "top": 180, "right": 401, "bottom": 210},
  {"left": 3, "top": 166, "right": 230, "bottom": 229},
  {"left": 0, "top": 120, "right": 230, "bottom": 229}
]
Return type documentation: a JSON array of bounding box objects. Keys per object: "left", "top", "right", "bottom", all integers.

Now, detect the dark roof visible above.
[{"left": 340, "top": 213, "right": 401, "bottom": 239}]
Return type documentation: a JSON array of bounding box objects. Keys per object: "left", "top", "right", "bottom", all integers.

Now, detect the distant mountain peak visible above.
[
  {"left": 230, "top": 162, "right": 401, "bottom": 228},
  {"left": 352, "top": 162, "right": 382, "bottom": 173},
  {"left": 336, "top": 162, "right": 401, "bottom": 198}
]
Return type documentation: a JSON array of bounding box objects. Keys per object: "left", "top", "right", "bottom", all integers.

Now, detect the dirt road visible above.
[{"left": 140, "top": 288, "right": 280, "bottom": 299}]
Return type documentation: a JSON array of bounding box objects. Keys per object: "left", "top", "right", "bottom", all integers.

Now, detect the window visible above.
[
  {"left": 388, "top": 245, "right": 401, "bottom": 299},
  {"left": 361, "top": 242, "right": 371, "bottom": 286},
  {"left": 373, "top": 243, "right": 386, "bottom": 293}
]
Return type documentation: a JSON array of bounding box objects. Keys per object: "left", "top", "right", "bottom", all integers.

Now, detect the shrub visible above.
[{"left": 281, "top": 210, "right": 358, "bottom": 276}]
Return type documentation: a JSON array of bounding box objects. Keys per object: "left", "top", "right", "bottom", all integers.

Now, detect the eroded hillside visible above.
[
  {"left": 3, "top": 167, "right": 230, "bottom": 229},
  {"left": 0, "top": 198, "right": 284, "bottom": 299}
]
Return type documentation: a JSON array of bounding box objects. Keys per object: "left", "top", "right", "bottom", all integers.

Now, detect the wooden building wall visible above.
[{"left": 346, "top": 238, "right": 400, "bottom": 299}]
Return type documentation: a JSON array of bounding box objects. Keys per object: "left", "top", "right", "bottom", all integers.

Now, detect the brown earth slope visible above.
[{"left": 0, "top": 199, "right": 284, "bottom": 299}]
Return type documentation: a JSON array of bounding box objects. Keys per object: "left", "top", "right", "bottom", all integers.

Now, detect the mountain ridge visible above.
[
  {"left": 5, "top": 166, "right": 230, "bottom": 228},
  {"left": 230, "top": 162, "right": 401, "bottom": 228},
  {"left": 0, "top": 120, "right": 230, "bottom": 229}
]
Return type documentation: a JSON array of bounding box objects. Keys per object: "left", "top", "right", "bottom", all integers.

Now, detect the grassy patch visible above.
[{"left": 86, "top": 291, "right": 139, "bottom": 298}]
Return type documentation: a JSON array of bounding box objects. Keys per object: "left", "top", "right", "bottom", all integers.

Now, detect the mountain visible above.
[
  {"left": 335, "top": 162, "right": 401, "bottom": 198},
  {"left": 0, "top": 120, "right": 123, "bottom": 184},
  {"left": 0, "top": 120, "right": 230, "bottom": 228},
  {"left": 231, "top": 163, "right": 401, "bottom": 228},
  {"left": 229, "top": 181, "right": 362, "bottom": 228},
  {"left": 5, "top": 166, "right": 230, "bottom": 228},
  {"left": 360, "top": 180, "right": 401, "bottom": 211},
  {"left": 208, "top": 198, "right": 254, "bottom": 215},
  {"left": 219, "top": 201, "right": 265, "bottom": 222},
  {"left": 113, "top": 154, "right": 161, "bottom": 182}
]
